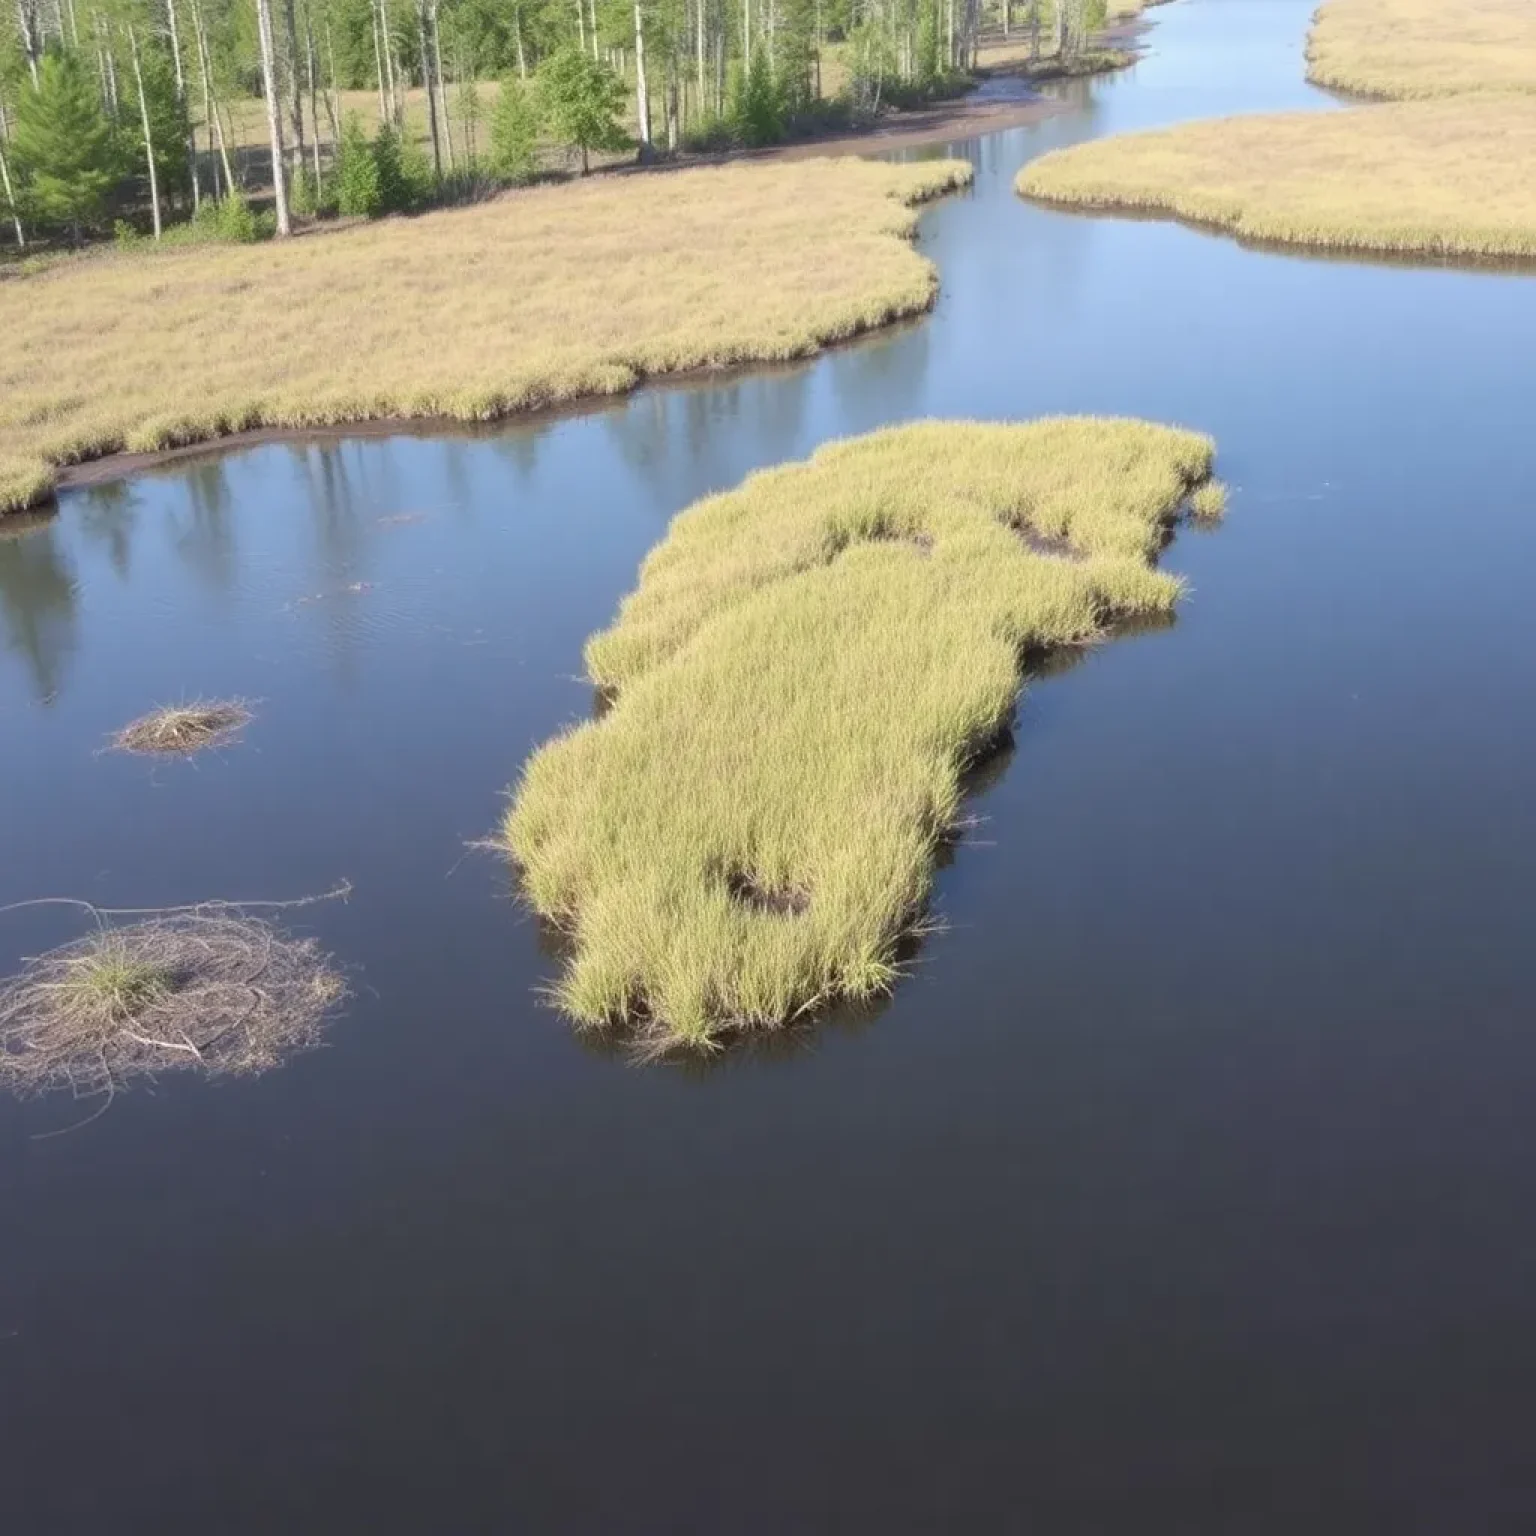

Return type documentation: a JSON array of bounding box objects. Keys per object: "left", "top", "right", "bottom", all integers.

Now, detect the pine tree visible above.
[
  {"left": 489, "top": 74, "right": 538, "bottom": 181},
  {"left": 536, "top": 46, "right": 628, "bottom": 174},
  {"left": 12, "top": 50, "right": 119, "bottom": 243},
  {"left": 335, "top": 111, "right": 383, "bottom": 214}
]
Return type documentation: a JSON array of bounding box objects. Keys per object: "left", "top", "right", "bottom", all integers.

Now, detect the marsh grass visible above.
[
  {"left": 1307, "top": 0, "right": 1536, "bottom": 99},
  {"left": 0, "top": 157, "right": 971, "bottom": 514},
  {"left": 0, "top": 911, "right": 347, "bottom": 1102},
  {"left": 1016, "top": 97, "right": 1536, "bottom": 261},
  {"left": 111, "top": 699, "right": 254, "bottom": 756},
  {"left": 503, "top": 418, "right": 1217, "bottom": 1053}
]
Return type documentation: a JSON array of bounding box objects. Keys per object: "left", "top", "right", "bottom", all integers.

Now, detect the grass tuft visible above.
[
  {"left": 111, "top": 699, "right": 253, "bottom": 756},
  {"left": 503, "top": 417, "right": 1217, "bottom": 1052},
  {"left": 1189, "top": 479, "right": 1227, "bottom": 520},
  {"left": 0, "top": 157, "right": 971, "bottom": 515}
]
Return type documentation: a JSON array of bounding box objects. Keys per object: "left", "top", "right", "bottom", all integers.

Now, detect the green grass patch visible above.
[{"left": 504, "top": 418, "right": 1218, "bottom": 1052}]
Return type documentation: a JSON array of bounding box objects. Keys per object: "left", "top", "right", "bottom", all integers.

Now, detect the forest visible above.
[{"left": 0, "top": 0, "right": 1113, "bottom": 247}]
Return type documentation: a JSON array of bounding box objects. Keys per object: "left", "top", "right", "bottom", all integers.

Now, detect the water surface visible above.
[{"left": 6, "top": 2, "right": 1536, "bottom": 1528}]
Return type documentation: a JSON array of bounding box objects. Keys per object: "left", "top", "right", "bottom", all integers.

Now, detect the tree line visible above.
[{"left": 0, "top": 0, "right": 1105, "bottom": 247}]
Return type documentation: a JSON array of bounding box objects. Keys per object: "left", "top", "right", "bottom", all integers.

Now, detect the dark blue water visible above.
[{"left": 6, "top": 2, "right": 1536, "bottom": 1528}]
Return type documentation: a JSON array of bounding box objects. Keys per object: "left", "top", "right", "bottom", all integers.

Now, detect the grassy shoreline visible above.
[
  {"left": 503, "top": 419, "right": 1219, "bottom": 1051},
  {"left": 1015, "top": 0, "right": 1536, "bottom": 263},
  {"left": 1017, "top": 98, "right": 1536, "bottom": 262},
  {"left": 0, "top": 156, "right": 970, "bottom": 516},
  {"left": 1306, "top": 0, "right": 1536, "bottom": 100}
]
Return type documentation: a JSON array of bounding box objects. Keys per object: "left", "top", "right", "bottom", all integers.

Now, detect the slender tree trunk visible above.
[
  {"left": 429, "top": 0, "right": 452, "bottom": 169},
  {"left": 0, "top": 92, "right": 24, "bottom": 248},
  {"left": 128, "top": 23, "right": 163, "bottom": 239},
  {"left": 63, "top": 0, "right": 77, "bottom": 44},
  {"left": 1052, "top": 0, "right": 1063, "bottom": 57},
  {"left": 370, "top": 0, "right": 388, "bottom": 118},
  {"left": 165, "top": 0, "right": 200, "bottom": 210},
  {"left": 588, "top": 0, "right": 598, "bottom": 58},
  {"left": 323, "top": 19, "right": 342, "bottom": 135},
  {"left": 282, "top": 0, "right": 306, "bottom": 181},
  {"left": 742, "top": 0, "right": 749, "bottom": 66},
  {"left": 633, "top": 0, "right": 650, "bottom": 150},
  {"left": 255, "top": 0, "right": 292, "bottom": 234},
  {"left": 1003, "top": 0, "right": 1009, "bottom": 37},
  {"left": 417, "top": 0, "right": 442, "bottom": 175},
  {"left": 514, "top": 5, "right": 526, "bottom": 78},
  {"left": 575, "top": 0, "right": 586, "bottom": 56},
  {"left": 305, "top": 9, "right": 322, "bottom": 184},
  {"left": 191, "top": 0, "right": 234, "bottom": 196},
  {"left": 16, "top": 0, "right": 41, "bottom": 88},
  {"left": 695, "top": 0, "right": 705, "bottom": 113}
]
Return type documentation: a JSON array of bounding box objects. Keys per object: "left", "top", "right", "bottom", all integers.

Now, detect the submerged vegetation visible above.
[
  {"left": 504, "top": 418, "right": 1218, "bottom": 1052},
  {"left": 0, "top": 155, "right": 969, "bottom": 514},
  {"left": 0, "top": 906, "right": 347, "bottom": 1102},
  {"left": 112, "top": 698, "right": 253, "bottom": 755},
  {"left": 1016, "top": 0, "right": 1536, "bottom": 262},
  {"left": 1016, "top": 97, "right": 1536, "bottom": 261}
]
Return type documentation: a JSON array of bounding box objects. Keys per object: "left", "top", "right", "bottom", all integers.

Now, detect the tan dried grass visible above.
[
  {"left": 1306, "top": 0, "right": 1536, "bottom": 99},
  {"left": 1017, "top": 95, "right": 1536, "bottom": 261},
  {"left": 0, "top": 156, "right": 971, "bottom": 514}
]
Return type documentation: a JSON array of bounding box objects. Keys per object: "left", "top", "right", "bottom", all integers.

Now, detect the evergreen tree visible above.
[
  {"left": 536, "top": 46, "right": 628, "bottom": 174},
  {"left": 12, "top": 50, "right": 118, "bottom": 243},
  {"left": 489, "top": 74, "right": 538, "bottom": 181},
  {"left": 731, "top": 48, "right": 781, "bottom": 146},
  {"left": 336, "top": 112, "right": 383, "bottom": 214}
]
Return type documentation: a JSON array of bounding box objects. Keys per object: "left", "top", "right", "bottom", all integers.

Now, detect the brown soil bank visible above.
[{"left": 0, "top": 157, "right": 969, "bottom": 516}]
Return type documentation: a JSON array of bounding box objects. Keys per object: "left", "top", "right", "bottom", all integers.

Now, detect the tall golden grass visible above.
[
  {"left": 0, "top": 156, "right": 971, "bottom": 514},
  {"left": 1306, "top": 0, "right": 1536, "bottom": 99},
  {"left": 503, "top": 418, "right": 1218, "bottom": 1050},
  {"left": 1016, "top": 0, "right": 1536, "bottom": 261},
  {"left": 1016, "top": 96, "right": 1536, "bottom": 259}
]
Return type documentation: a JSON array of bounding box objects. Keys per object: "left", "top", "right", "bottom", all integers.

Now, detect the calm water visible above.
[{"left": 6, "top": 2, "right": 1536, "bottom": 1528}]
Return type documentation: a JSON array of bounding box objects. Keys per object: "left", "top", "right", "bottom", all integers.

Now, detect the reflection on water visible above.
[
  {"left": 0, "top": 515, "right": 76, "bottom": 705},
  {"left": 6, "top": 1, "right": 1536, "bottom": 1530}
]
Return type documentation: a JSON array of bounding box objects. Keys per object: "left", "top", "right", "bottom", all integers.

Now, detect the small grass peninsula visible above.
[
  {"left": 0, "top": 156, "right": 969, "bottom": 515},
  {"left": 1015, "top": 0, "right": 1536, "bottom": 263},
  {"left": 504, "top": 418, "right": 1219, "bottom": 1052}
]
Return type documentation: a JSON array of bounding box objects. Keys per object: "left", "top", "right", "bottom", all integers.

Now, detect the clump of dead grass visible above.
[
  {"left": 0, "top": 909, "right": 347, "bottom": 1102},
  {"left": 1306, "top": 0, "right": 1536, "bottom": 99},
  {"left": 111, "top": 699, "right": 253, "bottom": 757},
  {"left": 0, "top": 157, "right": 972, "bottom": 515},
  {"left": 1016, "top": 96, "right": 1536, "bottom": 261},
  {"left": 504, "top": 418, "right": 1217, "bottom": 1053}
]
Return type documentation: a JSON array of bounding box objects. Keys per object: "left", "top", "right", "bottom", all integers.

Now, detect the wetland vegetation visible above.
[
  {"left": 504, "top": 418, "right": 1219, "bottom": 1050},
  {"left": 1016, "top": 0, "right": 1536, "bottom": 262}
]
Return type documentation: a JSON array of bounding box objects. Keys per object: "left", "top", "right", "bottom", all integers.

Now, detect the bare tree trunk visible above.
[
  {"left": 165, "top": 0, "right": 200, "bottom": 210},
  {"left": 1052, "top": 0, "right": 1063, "bottom": 57},
  {"left": 1003, "top": 0, "right": 1010, "bottom": 37},
  {"left": 370, "top": 0, "right": 389, "bottom": 118},
  {"left": 128, "top": 23, "right": 163, "bottom": 239},
  {"left": 255, "top": 0, "right": 292, "bottom": 234},
  {"left": 323, "top": 19, "right": 342, "bottom": 135},
  {"left": 305, "top": 8, "right": 322, "bottom": 184},
  {"left": 282, "top": 0, "right": 306, "bottom": 181},
  {"left": 633, "top": 0, "right": 650, "bottom": 151},
  {"left": 695, "top": 0, "right": 705, "bottom": 113},
  {"left": 63, "top": 0, "right": 77, "bottom": 44},
  {"left": 417, "top": 0, "right": 442, "bottom": 176},
  {"left": 741, "top": 0, "right": 749, "bottom": 66},
  {"left": 514, "top": 5, "right": 526, "bottom": 78},
  {"left": 191, "top": 0, "right": 234, "bottom": 196},
  {"left": 0, "top": 91, "right": 24, "bottom": 248},
  {"left": 429, "top": 0, "right": 453, "bottom": 169},
  {"left": 588, "top": 0, "right": 598, "bottom": 58},
  {"left": 575, "top": 0, "right": 586, "bottom": 56},
  {"left": 16, "top": 0, "right": 41, "bottom": 88}
]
